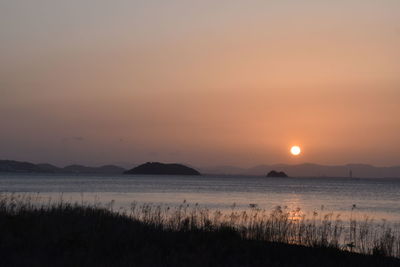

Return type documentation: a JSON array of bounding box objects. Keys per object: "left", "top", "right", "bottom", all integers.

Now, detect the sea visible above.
[{"left": 1, "top": 173, "right": 399, "bottom": 224}]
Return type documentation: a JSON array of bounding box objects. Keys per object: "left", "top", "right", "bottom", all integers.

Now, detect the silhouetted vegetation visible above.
[{"left": 0, "top": 194, "right": 399, "bottom": 266}]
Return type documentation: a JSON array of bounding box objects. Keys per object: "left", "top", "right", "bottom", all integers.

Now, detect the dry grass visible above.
[
  {"left": 0, "top": 192, "right": 399, "bottom": 264},
  {"left": 126, "top": 200, "right": 400, "bottom": 258},
  {"left": 0, "top": 194, "right": 400, "bottom": 267}
]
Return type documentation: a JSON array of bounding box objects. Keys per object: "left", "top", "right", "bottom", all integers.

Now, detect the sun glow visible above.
[{"left": 290, "top": 146, "right": 301, "bottom": 156}]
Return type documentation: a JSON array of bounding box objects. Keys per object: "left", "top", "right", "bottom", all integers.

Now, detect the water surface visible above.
[{"left": 1, "top": 174, "right": 399, "bottom": 223}]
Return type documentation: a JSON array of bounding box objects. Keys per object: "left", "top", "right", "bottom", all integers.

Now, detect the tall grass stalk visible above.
[{"left": 1, "top": 193, "right": 399, "bottom": 258}]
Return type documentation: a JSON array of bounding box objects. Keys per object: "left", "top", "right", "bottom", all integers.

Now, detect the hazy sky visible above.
[{"left": 1, "top": 1, "right": 400, "bottom": 167}]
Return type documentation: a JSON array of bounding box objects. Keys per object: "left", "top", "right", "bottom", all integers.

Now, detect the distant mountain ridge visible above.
[
  {"left": 0, "top": 160, "right": 44, "bottom": 173},
  {"left": 1, "top": 160, "right": 400, "bottom": 178},
  {"left": 200, "top": 163, "right": 400, "bottom": 178},
  {"left": 0, "top": 160, "right": 125, "bottom": 174}
]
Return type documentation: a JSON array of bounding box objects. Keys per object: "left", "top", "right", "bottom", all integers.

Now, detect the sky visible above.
[{"left": 1, "top": 0, "right": 400, "bottom": 167}]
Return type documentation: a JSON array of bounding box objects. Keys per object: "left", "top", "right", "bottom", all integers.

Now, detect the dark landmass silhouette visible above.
[
  {"left": 0, "top": 160, "right": 125, "bottom": 174},
  {"left": 0, "top": 160, "right": 44, "bottom": 173},
  {"left": 124, "top": 162, "right": 201, "bottom": 175},
  {"left": 1, "top": 159, "right": 400, "bottom": 178},
  {"left": 201, "top": 163, "right": 400, "bottom": 178},
  {"left": 266, "top": 170, "right": 288, "bottom": 177},
  {"left": 36, "top": 163, "right": 61, "bottom": 172}
]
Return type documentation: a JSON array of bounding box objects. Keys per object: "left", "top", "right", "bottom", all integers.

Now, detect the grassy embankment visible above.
[{"left": 0, "top": 194, "right": 399, "bottom": 266}]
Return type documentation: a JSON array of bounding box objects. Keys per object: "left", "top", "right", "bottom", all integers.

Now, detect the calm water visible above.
[{"left": 1, "top": 174, "right": 399, "bottom": 223}]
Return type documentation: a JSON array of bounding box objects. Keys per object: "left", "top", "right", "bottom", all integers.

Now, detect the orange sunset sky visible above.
[{"left": 1, "top": 1, "right": 399, "bottom": 167}]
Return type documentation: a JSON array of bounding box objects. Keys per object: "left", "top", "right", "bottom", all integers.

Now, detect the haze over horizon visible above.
[{"left": 1, "top": 1, "right": 400, "bottom": 167}]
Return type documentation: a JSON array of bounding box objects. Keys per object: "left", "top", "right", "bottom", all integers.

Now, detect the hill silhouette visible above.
[
  {"left": 2, "top": 159, "right": 400, "bottom": 178},
  {"left": 0, "top": 160, "right": 44, "bottom": 173},
  {"left": 266, "top": 170, "right": 288, "bottom": 177},
  {"left": 124, "top": 162, "right": 201, "bottom": 175},
  {"left": 0, "top": 160, "right": 125, "bottom": 174}
]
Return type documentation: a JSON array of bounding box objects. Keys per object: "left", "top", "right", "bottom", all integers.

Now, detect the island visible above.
[
  {"left": 266, "top": 170, "right": 288, "bottom": 177},
  {"left": 124, "top": 162, "right": 201, "bottom": 175}
]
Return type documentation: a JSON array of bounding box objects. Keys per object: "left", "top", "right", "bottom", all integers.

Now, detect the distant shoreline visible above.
[
  {"left": 1, "top": 172, "right": 400, "bottom": 179},
  {"left": 1, "top": 159, "right": 400, "bottom": 178}
]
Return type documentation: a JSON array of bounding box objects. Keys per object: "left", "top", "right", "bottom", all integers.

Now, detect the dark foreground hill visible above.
[
  {"left": 124, "top": 162, "right": 201, "bottom": 175},
  {"left": 0, "top": 202, "right": 398, "bottom": 267}
]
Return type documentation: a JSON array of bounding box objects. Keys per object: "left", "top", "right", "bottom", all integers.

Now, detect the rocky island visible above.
[
  {"left": 266, "top": 170, "right": 288, "bottom": 177},
  {"left": 124, "top": 162, "right": 201, "bottom": 176}
]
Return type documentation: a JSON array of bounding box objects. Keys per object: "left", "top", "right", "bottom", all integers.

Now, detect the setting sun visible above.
[
  {"left": 290, "top": 146, "right": 301, "bottom": 156},
  {"left": 1, "top": 2, "right": 400, "bottom": 265}
]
